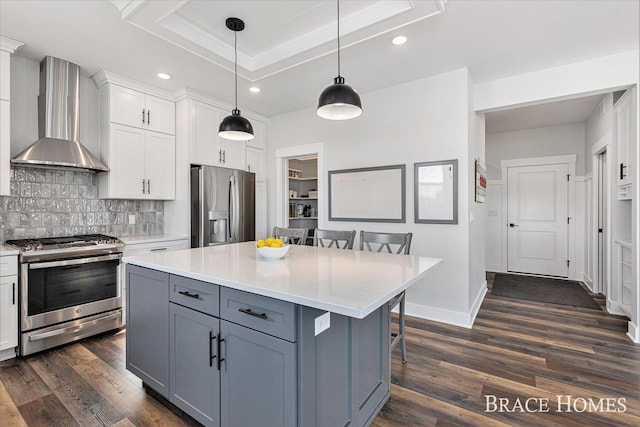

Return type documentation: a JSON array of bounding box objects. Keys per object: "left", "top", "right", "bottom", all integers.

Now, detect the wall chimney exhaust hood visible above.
[{"left": 11, "top": 56, "right": 109, "bottom": 172}]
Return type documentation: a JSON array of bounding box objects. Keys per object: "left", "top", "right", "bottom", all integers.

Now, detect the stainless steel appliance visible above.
[
  {"left": 191, "top": 165, "right": 255, "bottom": 247},
  {"left": 11, "top": 56, "right": 108, "bottom": 171},
  {"left": 5, "top": 234, "right": 124, "bottom": 356}
]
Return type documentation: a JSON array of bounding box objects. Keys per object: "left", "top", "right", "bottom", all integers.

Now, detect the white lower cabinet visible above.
[{"left": 0, "top": 254, "right": 18, "bottom": 360}]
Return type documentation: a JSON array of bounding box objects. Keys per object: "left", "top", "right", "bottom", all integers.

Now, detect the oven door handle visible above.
[
  {"left": 28, "top": 312, "right": 121, "bottom": 341},
  {"left": 28, "top": 253, "right": 122, "bottom": 269}
]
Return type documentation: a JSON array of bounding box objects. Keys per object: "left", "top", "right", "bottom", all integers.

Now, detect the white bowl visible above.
[{"left": 256, "top": 245, "right": 290, "bottom": 260}]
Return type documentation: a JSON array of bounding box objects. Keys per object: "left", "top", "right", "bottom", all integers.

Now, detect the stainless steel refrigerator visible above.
[{"left": 191, "top": 165, "right": 255, "bottom": 247}]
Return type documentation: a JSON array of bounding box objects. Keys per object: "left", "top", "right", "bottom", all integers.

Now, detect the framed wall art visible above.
[
  {"left": 414, "top": 159, "right": 458, "bottom": 224},
  {"left": 328, "top": 164, "right": 406, "bottom": 222},
  {"left": 475, "top": 159, "right": 487, "bottom": 203}
]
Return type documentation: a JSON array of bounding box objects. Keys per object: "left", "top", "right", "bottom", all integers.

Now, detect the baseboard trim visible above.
[
  {"left": 606, "top": 298, "right": 629, "bottom": 316},
  {"left": 580, "top": 273, "right": 594, "bottom": 292},
  {"left": 0, "top": 347, "right": 17, "bottom": 362},
  {"left": 627, "top": 321, "right": 639, "bottom": 344},
  {"left": 405, "top": 282, "right": 488, "bottom": 329}
]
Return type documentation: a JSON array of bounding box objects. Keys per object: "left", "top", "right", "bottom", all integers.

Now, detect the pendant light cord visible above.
[
  {"left": 337, "top": 0, "right": 341, "bottom": 78},
  {"left": 234, "top": 30, "right": 238, "bottom": 110}
]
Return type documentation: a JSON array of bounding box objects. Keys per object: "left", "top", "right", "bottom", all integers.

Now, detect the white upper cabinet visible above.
[
  {"left": 190, "top": 100, "right": 220, "bottom": 165},
  {"left": 615, "top": 87, "right": 636, "bottom": 200},
  {"left": 109, "top": 84, "right": 175, "bottom": 135},
  {"left": 246, "top": 120, "right": 265, "bottom": 149},
  {"left": 246, "top": 146, "right": 265, "bottom": 181},
  {"left": 0, "top": 37, "right": 24, "bottom": 197},
  {"left": 94, "top": 72, "right": 176, "bottom": 200},
  {"left": 188, "top": 99, "right": 246, "bottom": 170},
  {"left": 0, "top": 50, "right": 10, "bottom": 102}
]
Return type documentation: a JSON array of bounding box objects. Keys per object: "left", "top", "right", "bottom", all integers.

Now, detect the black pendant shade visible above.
[
  {"left": 317, "top": 0, "right": 362, "bottom": 120},
  {"left": 219, "top": 108, "right": 254, "bottom": 141},
  {"left": 219, "top": 17, "right": 254, "bottom": 141},
  {"left": 317, "top": 76, "right": 362, "bottom": 120}
]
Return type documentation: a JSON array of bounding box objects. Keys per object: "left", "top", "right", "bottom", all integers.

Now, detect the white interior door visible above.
[{"left": 507, "top": 163, "right": 569, "bottom": 277}]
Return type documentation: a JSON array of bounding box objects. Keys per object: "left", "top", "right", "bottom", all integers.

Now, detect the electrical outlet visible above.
[
  {"left": 128, "top": 214, "right": 136, "bottom": 225},
  {"left": 314, "top": 312, "right": 330, "bottom": 336}
]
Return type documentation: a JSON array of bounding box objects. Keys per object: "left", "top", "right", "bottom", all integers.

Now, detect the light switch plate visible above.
[
  {"left": 128, "top": 214, "right": 136, "bottom": 224},
  {"left": 314, "top": 312, "right": 330, "bottom": 336}
]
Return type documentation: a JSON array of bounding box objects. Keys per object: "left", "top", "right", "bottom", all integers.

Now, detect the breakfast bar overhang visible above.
[{"left": 123, "top": 242, "right": 442, "bottom": 427}]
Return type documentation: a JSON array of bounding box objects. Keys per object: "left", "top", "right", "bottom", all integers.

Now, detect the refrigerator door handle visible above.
[{"left": 229, "top": 176, "right": 240, "bottom": 242}]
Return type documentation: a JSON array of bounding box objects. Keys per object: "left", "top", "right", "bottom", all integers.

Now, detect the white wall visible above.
[
  {"left": 485, "top": 123, "right": 587, "bottom": 179},
  {"left": 268, "top": 68, "right": 483, "bottom": 327}
]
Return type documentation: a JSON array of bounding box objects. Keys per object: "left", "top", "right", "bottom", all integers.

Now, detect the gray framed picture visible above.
[
  {"left": 414, "top": 159, "right": 458, "bottom": 224},
  {"left": 329, "top": 164, "right": 406, "bottom": 223}
]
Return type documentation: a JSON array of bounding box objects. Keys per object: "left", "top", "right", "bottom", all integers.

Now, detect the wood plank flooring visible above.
[{"left": 2, "top": 274, "right": 638, "bottom": 426}]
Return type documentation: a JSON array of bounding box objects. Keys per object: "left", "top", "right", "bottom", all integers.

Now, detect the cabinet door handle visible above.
[
  {"left": 217, "top": 334, "right": 225, "bottom": 371},
  {"left": 146, "top": 179, "right": 150, "bottom": 194},
  {"left": 620, "top": 163, "right": 627, "bottom": 180},
  {"left": 238, "top": 307, "right": 268, "bottom": 320},
  {"left": 222, "top": 150, "right": 226, "bottom": 163},
  {"left": 509, "top": 223, "right": 519, "bottom": 227},
  {"left": 142, "top": 179, "right": 146, "bottom": 194},
  {"left": 178, "top": 290, "right": 200, "bottom": 299},
  {"left": 147, "top": 110, "right": 150, "bottom": 126},
  {"left": 142, "top": 109, "right": 145, "bottom": 125},
  {"left": 12, "top": 282, "right": 15, "bottom": 305},
  {"left": 209, "top": 331, "right": 216, "bottom": 367},
  {"left": 150, "top": 247, "right": 167, "bottom": 252},
  {"left": 219, "top": 150, "right": 222, "bottom": 163},
  {"left": 248, "top": 164, "right": 251, "bottom": 172}
]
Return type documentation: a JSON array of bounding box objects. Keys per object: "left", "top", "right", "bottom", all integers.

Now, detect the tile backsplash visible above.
[{"left": 0, "top": 166, "right": 163, "bottom": 242}]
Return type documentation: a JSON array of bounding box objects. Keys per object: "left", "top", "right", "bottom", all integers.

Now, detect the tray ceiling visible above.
[{"left": 111, "top": 0, "right": 446, "bottom": 80}]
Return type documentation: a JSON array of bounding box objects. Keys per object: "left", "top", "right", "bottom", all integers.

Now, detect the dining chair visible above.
[
  {"left": 359, "top": 230, "right": 413, "bottom": 363},
  {"left": 273, "top": 226, "right": 308, "bottom": 245},
  {"left": 313, "top": 229, "right": 356, "bottom": 249}
]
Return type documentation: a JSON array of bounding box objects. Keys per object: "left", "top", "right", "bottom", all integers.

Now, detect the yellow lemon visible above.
[
  {"left": 256, "top": 240, "right": 265, "bottom": 248},
  {"left": 265, "top": 237, "right": 275, "bottom": 246},
  {"left": 271, "top": 240, "right": 283, "bottom": 248}
]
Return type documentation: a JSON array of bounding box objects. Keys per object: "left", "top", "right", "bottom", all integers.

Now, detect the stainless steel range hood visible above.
[{"left": 11, "top": 56, "right": 109, "bottom": 172}]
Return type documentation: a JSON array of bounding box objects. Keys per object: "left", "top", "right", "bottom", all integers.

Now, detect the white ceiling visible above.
[
  {"left": 0, "top": 0, "right": 638, "bottom": 121},
  {"left": 485, "top": 94, "right": 606, "bottom": 134}
]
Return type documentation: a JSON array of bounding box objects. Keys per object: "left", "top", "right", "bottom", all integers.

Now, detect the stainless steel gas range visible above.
[{"left": 5, "top": 234, "right": 124, "bottom": 356}]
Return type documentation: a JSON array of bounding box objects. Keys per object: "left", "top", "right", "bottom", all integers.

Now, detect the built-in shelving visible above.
[{"left": 288, "top": 160, "right": 318, "bottom": 245}]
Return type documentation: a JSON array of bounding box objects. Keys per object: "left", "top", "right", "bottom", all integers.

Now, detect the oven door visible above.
[{"left": 21, "top": 253, "right": 122, "bottom": 331}]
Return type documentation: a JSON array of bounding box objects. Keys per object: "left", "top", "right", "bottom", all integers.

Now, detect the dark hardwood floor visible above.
[{"left": 2, "top": 275, "right": 638, "bottom": 426}]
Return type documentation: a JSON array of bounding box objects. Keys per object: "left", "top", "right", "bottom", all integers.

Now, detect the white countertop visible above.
[
  {"left": 124, "top": 242, "right": 442, "bottom": 319},
  {"left": 0, "top": 245, "right": 19, "bottom": 256},
  {"left": 119, "top": 234, "right": 189, "bottom": 245}
]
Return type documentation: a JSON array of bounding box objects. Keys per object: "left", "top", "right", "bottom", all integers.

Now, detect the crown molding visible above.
[
  {"left": 91, "top": 69, "right": 174, "bottom": 100},
  {"left": 0, "top": 36, "right": 24, "bottom": 53}
]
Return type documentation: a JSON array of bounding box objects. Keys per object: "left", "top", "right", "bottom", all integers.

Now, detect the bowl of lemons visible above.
[{"left": 256, "top": 237, "right": 290, "bottom": 260}]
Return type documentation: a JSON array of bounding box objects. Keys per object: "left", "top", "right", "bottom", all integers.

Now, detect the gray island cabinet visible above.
[{"left": 124, "top": 242, "right": 442, "bottom": 427}]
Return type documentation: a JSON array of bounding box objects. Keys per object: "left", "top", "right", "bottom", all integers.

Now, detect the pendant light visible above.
[
  {"left": 219, "top": 17, "right": 254, "bottom": 141},
  {"left": 317, "top": 0, "right": 362, "bottom": 120}
]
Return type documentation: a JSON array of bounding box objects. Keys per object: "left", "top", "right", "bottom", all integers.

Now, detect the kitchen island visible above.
[{"left": 123, "top": 242, "right": 442, "bottom": 427}]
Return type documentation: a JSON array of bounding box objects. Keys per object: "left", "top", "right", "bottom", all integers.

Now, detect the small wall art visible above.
[
  {"left": 414, "top": 160, "right": 458, "bottom": 224},
  {"left": 475, "top": 159, "right": 487, "bottom": 203}
]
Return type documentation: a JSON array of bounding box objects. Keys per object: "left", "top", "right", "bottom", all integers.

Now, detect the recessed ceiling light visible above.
[
  {"left": 391, "top": 36, "right": 407, "bottom": 46},
  {"left": 249, "top": 87, "right": 261, "bottom": 93},
  {"left": 157, "top": 73, "right": 171, "bottom": 80}
]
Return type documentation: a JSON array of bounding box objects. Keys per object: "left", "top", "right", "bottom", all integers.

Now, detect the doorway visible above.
[
  {"left": 275, "top": 143, "right": 324, "bottom": 240},
  {"left": 501, "top": 155, "right": 576, "bottom": 278},
  {"left": 591, "top": 136, "right": 611, "bottom": 296}
]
